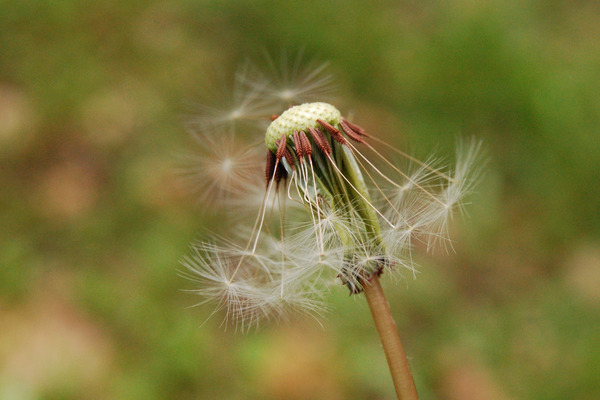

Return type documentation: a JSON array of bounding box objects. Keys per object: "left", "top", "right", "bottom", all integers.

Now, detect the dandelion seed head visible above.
[
  {"left": 181, "top": 54, "right": 483, "bottom": 329},
  {"left": 265, "top": 102, "right": 341, "bottom": 152}
]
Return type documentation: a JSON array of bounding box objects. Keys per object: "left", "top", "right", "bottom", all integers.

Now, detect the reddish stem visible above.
[{"left": 363, "top": 275, "right": 419, "bottom": 400}]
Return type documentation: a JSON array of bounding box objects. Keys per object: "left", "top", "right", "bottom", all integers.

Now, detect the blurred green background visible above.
[{"left": 1, "top": 0, "right": 599, "bottom": 399}]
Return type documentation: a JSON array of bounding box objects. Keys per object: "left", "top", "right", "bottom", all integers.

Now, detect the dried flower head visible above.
[{"left": 181, "top": 57, "right": 482, "bottom": 331}]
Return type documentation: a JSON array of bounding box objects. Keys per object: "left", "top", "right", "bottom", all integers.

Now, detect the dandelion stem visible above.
[{"left": 363, "top": 275, "right": 418, "bottom": 400}]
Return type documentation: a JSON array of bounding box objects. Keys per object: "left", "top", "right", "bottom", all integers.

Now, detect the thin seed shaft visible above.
[
  {"left": 228, "top": 163, "right": 279, "bottom": 283},
  {"left": 325, "top": 153, "right": 396, "bottom": 228},
  {"left": 347, "top": 140, "right": 448, "bottom": 207},
  {"left": 367, "top": 136, "right": 454, "bottom": 182}
]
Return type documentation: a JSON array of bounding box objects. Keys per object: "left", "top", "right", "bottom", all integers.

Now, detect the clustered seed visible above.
[{"left": 264, "top": 107, "right": 371, "bottom": 186}]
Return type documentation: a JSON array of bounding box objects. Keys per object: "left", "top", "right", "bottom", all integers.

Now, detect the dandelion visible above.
[{"left": 181, "top": 57, "right": 482, "bottom": 399}]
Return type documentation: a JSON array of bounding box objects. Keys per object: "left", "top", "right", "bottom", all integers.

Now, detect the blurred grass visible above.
[{"left": 1, "top": 0, "right": 599, "bottom": 399}]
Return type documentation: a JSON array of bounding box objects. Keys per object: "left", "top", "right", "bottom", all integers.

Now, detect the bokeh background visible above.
[{"left": 2, "top": 1, "right": 599, "bottom": 399}]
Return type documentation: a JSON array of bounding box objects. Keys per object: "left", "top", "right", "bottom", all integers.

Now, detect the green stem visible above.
[{"left": 363, "top": 275, "right": 419, "bottom": 400}]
